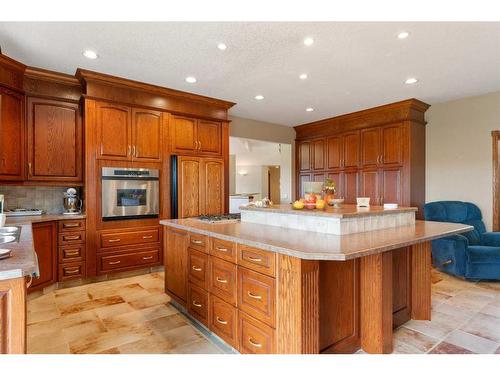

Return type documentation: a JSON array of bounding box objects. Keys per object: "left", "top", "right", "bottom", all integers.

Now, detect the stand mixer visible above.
[{"left": 63, "top": 188, "right": 82, "bottom": 215}]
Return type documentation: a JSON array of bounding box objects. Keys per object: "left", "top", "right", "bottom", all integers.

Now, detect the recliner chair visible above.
[{"left": 423, "top": 201, "right": 500, "bottom": 280}]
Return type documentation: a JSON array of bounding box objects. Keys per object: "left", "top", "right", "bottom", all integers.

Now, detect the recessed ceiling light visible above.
[
  {"left": 82, "top": 50, "right": 98, "bottom": 59},
  {"left": 405, "top": 77, "right": 418, "bottom": 84},
  {"left": 185, "top": 76, "right": 197, "bottom": 83},
  {"left": 304, "top": 37, "right": 314, "bottom": 46},
  {"left": 217, "top": 43, "right": 227, "bottom": 51},
  {"left": 299, "top": 73, "right": 308, "bottom": 80},
  {"left": 397, "top": 31, "right": 410, "bottom": 39},
  {"left": 255, "top": 95, "right": 264, "bottom": 100},
  {"left": 306, "top": 107, "right": 314, "bottom": 112}
]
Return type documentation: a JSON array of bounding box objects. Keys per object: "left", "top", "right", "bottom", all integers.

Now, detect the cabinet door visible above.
[
  {"left": 30, "top": 222, "right": 57, "bottom": 290},
  {"left": 96, "top": 102, "right": 131, "bottom": 160},
  {"left": 298, "top": 141, "right": 311, "bottom": 171},
  {"left": 197, "top": 120, "right": 222, "bottom": 155},
  {"left": 171, "top": 115, "right": 197, "bottom": 153},
  {"left": 0, "top": 87, "right": 24, "bottom": 181},
  {"left": 327, "top": 172, "right": 342, "bottom": 198},
  {"left": 202, "top": 158, "right": 225, "bottom": 215},
  {"left": 298, "top": 173, "right": 311, "bottom": 198},
  {"left": 381, "top": 124, "right": 403, "bottom": 166},
  {"left": 27, "top": 98, "right": 82, "bottom": 182},
  {"left": 360, "top": 169, "right": 381, "bottom": 205},
  {"left": 165, "top": 229, "right": 189, "bottom": 304},
  {"left": 313, "top": 172, "right": 326, "bottom": 183},
  {"left": 343, "top": 171, "right": 359, "bottom": 204},
  {"left": 361, "top": 128, "right": 380, "bottom": 167},
  {"left": 178, "top": 156, "right": 202, "bottom": 218},
  {"left": 327, "top": 136, "right": 342, "bottom": 170},
  {"left": 343, "top": 132, "right": 360, "bottom": 168},
  {"left": 381, "top": 168, "right": 402, "bottom": 205},
  {"left": 312, "top": 139, "right": 325, "bottom": 170},
  {"left": 132, "top": 109, "right": 163, "bottom": 162}
]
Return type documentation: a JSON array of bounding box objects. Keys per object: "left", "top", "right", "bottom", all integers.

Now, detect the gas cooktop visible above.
[
  {"left": 4, "top": 208, "right": 44, "bottom": 217},
  {"left": 197, "top": 213, "right": 241, "bottom": 223}
]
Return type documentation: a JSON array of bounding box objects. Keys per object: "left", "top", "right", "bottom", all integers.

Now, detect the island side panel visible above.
[
  {"left": 410, "top": 241, "right": 432, "bottom": 320},
  {"left": 360, "top": 251, "right": 393, "bottom": 354},
  {"left": 276, "top": 254, "right": 320, "bottom": 354},
  {"left": 0, "top": 277, "right": 27, "bottom": 354}
]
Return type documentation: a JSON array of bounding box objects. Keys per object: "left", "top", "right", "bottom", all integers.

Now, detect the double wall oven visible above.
[{"left": 101, "top": 167, "right": 159, "bottom": 221}]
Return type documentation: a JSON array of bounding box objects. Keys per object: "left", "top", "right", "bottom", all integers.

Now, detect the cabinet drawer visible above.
[
  {"left": 238, "top": 245, "right": 276, "bottom": 277},
  {"left": 239, "top": 312, "right": 275, "bottom": 354},
  {"left": 210, "top": 237, "right": 237, "bottom": 263},
  {"left": 209, "top": 256, "right": 237, "bottom": 306},
  {"left": 238, "top": 267, "right": 275, "bottom": 327},
  {"left": 58, "top": 244, "right": 85, "bottom": 263},
  {"left": 188, "top": 248, "right": 208, "bottom": 290},
  {"left": 188, "top": 283, "right": 209, "bottom": 327},
  {"left": 100, "top": 249, "right": 159, "bottom": 272},
  {"left": 59, "top": 262, "right": 85, "bottom": 281},
  {"left": 58, "top": 231, "right": 86, "bottom": 246},
  {"left": 210, "top": 295, "right": 238, "bottom": 349},
  {"left": 101, "top": 228, "right": 159, "bottom": 248},
  {"left": 188, "top": 233, "right": 208, "bottom": 253},
  {"left": 58, "top": 219, "right": 86, "bottom": 232}
]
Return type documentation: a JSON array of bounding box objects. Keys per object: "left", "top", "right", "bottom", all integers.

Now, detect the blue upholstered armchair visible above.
[{"left": 423, "top": 201, "right": 500, "bottom": 280}]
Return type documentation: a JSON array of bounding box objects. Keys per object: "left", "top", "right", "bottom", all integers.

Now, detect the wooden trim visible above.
[
  {"left": 276, "top": 254, "right": 319, "bottom": 354},
  {"left": 493, "top": 131, "right": 500, "bottom": 231},
  {"left": 411, "top": 242, "right": 431, "bottom": 320},
  {"left": 0, "top": 53, "right": 26, "bottom": 92},
  {"left": 25, "top": 66, "right": 80, "bottom": 85},
  {"left": 294, "top": 99, "right": 430, "bottom": 140},
  {"left": 0, "top": 277, "right": 27, "bottom": 354}
]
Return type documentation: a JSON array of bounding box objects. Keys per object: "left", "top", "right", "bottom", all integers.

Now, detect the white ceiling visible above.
[{"left": 0, "top": 22, "right": 499, "bottom": 126}]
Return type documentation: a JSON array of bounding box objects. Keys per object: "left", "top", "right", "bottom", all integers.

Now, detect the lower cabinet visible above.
[
  {"left": 164, "top": 226, "right": 276, "bottom": 353},
  {"left": 0, "top": 277, "right": 27, "bottom": 353},
  {"left": 31, "top": 222, "right": 57, "bottom": 290}
]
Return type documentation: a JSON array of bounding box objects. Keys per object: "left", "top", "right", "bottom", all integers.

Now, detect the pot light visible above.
[
  {"left": 299, "top": 73, "right": 308, "bottom": 80},
  {"left": 304, "top": 37, "right": 314, "bottom": 46},
  {"left": 82, "top": 50, "right": 98, "bottom": 59},
  {"left": 185, "top": 76, "right": 197, "bottom": 83},
  {"left": 255, "top": 95, "right": 264, "bottom": 100},
  {"left": 306, "top": 107, "right": 314, "bottom": 112},
  {"left": 405, "top": 77, "right": 418, "bottom": 84},
  {"left": 217, "top": 43, "right": 227, "bottom": 51},
  {"left": 397, "top": 31, "right": 410, "bottom": 39}
]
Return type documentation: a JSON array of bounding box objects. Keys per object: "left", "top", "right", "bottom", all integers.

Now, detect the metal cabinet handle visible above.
[
  {"left": 108, "top": 260, "right": 121, "bottom": 265},
  {"left": 192, "top": 301, "right": 202, "bottom": 308},
  {"left": 143, "top": 256, "right": 153, "bottom": 260},
  {"left": 108, "top": 238, "right": 121, "bottom": 243},
  {"left": 63, "top": 223, "right": 80, "bottom": 228},
  {"left": 65, "top": 268, "right": 80, "bottom": 275},
  {"left": 247, "top": 291, "right": 262, "bottom": 300},
  {"left": 247, "top": 256, "right": 262, "bottom": 263},
  {"left": 248, "top": 338, "right": 262, "bottom": 348},
  {"left": 216, "top": 247, "right": 228, "bottom": 252},
  {"left": 216, "top": 317, "right": 228, "bottom": 325},
  {"left": 191, "top": 239, "right": 203, "bottom": 245},
  {"left": 132, "top": 145, "right": 136, "bottom": 157},
  {"left": 128, "top": 145, "right": 132, "bottom": 156},
  {"left": 198, "top": 141, "right": 202, "bottom": 151},
  {"left": 64, "top": 235, "right": 81, "bottom": 240},
  {"left": 216, "top": 277, "right": 227, "bottom": 284},
  {"left": 192, "top": 266, "right": 203, "bottom": 272},
  {"left": 143, "top": 235, "right": 153, "bottom": 239},
  {"left": 28, "top": 162, "right": 32, "bottom": 176},
  {"left": 64, "top": 250, "right": 80, "bottom": 257}
]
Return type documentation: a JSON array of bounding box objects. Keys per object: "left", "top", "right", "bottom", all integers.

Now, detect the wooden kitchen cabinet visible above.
[
  {"left": 171, "top": 115, "right": 222, "bottom": 156},
  {"left": 165, "top": 228, "right": 189, "bottom": 305},
  {"left": 342, "top": 131, "right": 360, "bottom": 169},
  {"left": 132, "top": 108, "right": 163, "bottom": 162},
  {"left": 26, "top": 97, "right": 82, "bottom": 182},
  {"left": 361, "top": 124, "right": 403, "bottom": 167},
  {"left": 30, "top": 221, "right": 57, "bottom": 291},
  {"left": 311, "top": 139, "right": 325, "bottom": 170},
  {"left": 0, "top": 87, "right": 24, "bottom": 181},
  {"left": 0, "top": 277, "right": 27, "bottom": 354},
  {"left": 178, "top": 156, "right": 225, "bottom": 218},
  {"left": 327, "top": 135, "right": 342, "bottom": 170},
  {"left": 297, "top": 141, "right": 311, "bottom": 171}
]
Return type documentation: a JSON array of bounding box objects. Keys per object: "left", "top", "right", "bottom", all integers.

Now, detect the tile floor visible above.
[{"left": 27, "top": 269, "right": 500, "bottom": 354}]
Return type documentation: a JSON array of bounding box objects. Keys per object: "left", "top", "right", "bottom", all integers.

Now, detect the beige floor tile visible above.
[
  {"left": 59, "top": 295, "right": 125, "bottom": 316},
  {"left": 128, "top": 293, "right": 170, "bottom": 310},
  {"left": 155, "top": 324, "right": 206, "bottom": 349},
  {"left": 27, "top": 293, "right": 57, "bottom": 313},
  {"left": 481, "top": 300, "right": 500, "bottom": 318},
  {"left": 27, "top": 307, "right": 61, "bottom": 324},
  {"left": 403, "top": 311, "right": 461, "bottom": 340},
  {"left": 146, "top": 313, "right": 190, "bottom": 335},
  {"left": 444, "top": 329, "right": 499, "bottom": 354},
  {"left": 429, "top": 341, "right": 473, "bottom": 354},
  {"left": 102, "top": 303, "right": 178, "bottom": 330},
  {"left": 28, "top": 310, "right": 101, "bottom": 338},
  {"left": 461, "top": 312, "right": 500, "bottom": 343},
  {"left": 63, "top": 319, "right": 108, "bottom": 343},
  {"left": 55, "top": 289, "right": 92, "bottom": 307},
  {"left": 169, "top": 338, "right": 223, "bottom": 354},
  {"left": 96, "top": 347, "right": 121, "bottom": 354},
  {"left": 95, "top": 302, "right": 135, "bottom": 320},
  {"left": 27, "top": 329, "right": 68, "bottom": 354},
  {"left": 393, "top": 327, "right": 439, "bottom": 353},
  {"left": 118, "top": 333, "right": 175, "bottom": 354}
]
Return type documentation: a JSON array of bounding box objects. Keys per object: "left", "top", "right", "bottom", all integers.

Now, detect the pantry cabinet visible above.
[{"left": 171, "top": 115, "right": 222, "bottom": 156}]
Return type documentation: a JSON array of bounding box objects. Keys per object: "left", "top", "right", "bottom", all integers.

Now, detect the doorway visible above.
[{"left": 267, "top": 165, "right": 281, "bottom": 204}]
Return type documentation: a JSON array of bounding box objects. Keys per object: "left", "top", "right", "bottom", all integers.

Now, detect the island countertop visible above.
[
  {"left": 240, "top": 204, "right": 418, "bottom": 218},
  {"left": 160, "top": 218, "right": 472, "bottom": 260},
  {"left": 0, "top": 223, "right": 38, "bottom": 281}
]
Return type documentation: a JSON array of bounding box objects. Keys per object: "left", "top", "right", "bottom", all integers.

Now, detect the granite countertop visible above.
[
  {"left": 160, "top": 218, "right": 472, "bottom": 261},
  {"left": 240, "top": 204, "right": 418, "bottom": 218},
  {"left": 0, "top": 223, "right": 38, "bottom": 281},
  {"left": 5, "top": 213, "right": 86, "bottom": 225}
]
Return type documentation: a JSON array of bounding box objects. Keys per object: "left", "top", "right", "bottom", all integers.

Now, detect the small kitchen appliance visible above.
[{"left": 63, "top": 188, "right": 83, "bottom": 215}]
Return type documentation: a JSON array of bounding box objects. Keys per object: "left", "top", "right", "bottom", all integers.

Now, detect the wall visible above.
[
  {"left": 426, "top": 91, "right": 500, "bottom": 230},
  {"left": 234, "top": 165, "right": 266, "bottom": 197},
  {"left": 0, "top": 186, "right": 72, "bottom": 214}
]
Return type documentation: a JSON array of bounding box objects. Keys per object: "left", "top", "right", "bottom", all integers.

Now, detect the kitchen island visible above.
[{"left": 161, "top": 205, "right": 472, "bottom": 354}]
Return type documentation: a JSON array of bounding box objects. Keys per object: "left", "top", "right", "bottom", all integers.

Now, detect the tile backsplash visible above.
[{"left": 0, "top": 186, "right": 71, "bottom": 214}]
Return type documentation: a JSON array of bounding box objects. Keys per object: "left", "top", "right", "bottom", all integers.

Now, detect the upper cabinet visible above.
[
  {"left": 171, "top": 115, "right": 222, "bottom": 156},
  {"left": 361, "top": 124, "right": 403, "bottom": 167},
  {"left": 0, "top": 87, "right": 24, "bottom": 181},
  {"left": 298, "top": 141, "right": 311, "bottom": 171},
  {"left": 96, "top": 101, "right": 165, "bottom": 162},
  {"left": 27, "top": 97, "right": 82, "bottom": 182}
]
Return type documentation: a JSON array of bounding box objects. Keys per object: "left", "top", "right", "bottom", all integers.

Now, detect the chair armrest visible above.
[
  {"left": 431, "top": 234, "right": 469, "bottom": 276},
  {"left": 481, "top": 232, "right": 500, "bottom": 247}
]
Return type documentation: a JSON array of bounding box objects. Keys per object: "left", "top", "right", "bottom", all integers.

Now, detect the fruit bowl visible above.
[
  {"left": 304, "top": 202, "right": 316, "bottom": 210},
  {"left": 328, "top": 198, "right": 344, "bottom": 208}
]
